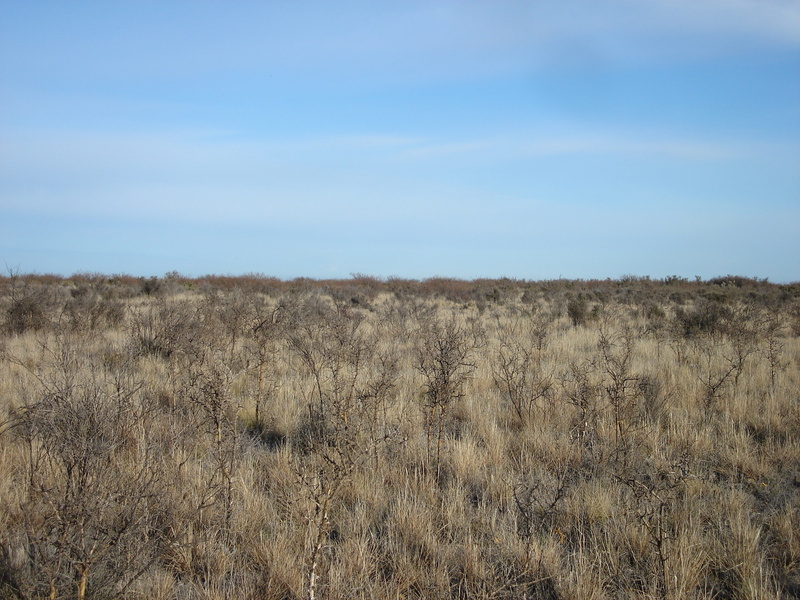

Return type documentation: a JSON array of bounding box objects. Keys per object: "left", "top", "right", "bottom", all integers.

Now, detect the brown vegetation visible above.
[{"left": 0, "top": 273, "right": 798, "bottom": 599}]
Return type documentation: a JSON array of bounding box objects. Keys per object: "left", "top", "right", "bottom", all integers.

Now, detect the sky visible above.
[{"left": 1, "top": 1, "right": 799, "bottom": 282}]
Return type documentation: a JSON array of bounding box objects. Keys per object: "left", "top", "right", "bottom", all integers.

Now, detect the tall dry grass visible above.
[{"left": 0, "top": 275, "right": 797, "bottom": 599}]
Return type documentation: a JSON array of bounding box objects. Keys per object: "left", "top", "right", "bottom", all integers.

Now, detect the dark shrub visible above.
[
  {"left": 64, "top": 285, "right": 125, "bottom": 331},
  {"left": 5, "top": 282, "right": 62, "bottom": 335},
  {"left": 140, "top": 276, "right": 161, "bottom": 296},
  {"left": 567, "top": 295, "right": 588, "bottom": 327},
  {"left": 674, "top": 298, "right": 732, "bottom": 337}
]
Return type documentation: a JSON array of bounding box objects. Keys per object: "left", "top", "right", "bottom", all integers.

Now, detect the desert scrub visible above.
[{"left": 0, "top": 274, "right": 797, "bottom": 599}]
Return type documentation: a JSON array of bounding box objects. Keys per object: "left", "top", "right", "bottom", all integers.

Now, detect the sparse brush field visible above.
[{"left": 0, "top": 274, "right": 798, "bottom": 600}]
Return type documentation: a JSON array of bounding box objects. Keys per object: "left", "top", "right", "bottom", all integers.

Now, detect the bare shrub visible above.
[
  {"left": 243, "top": 295, "right": 288, "bottom": 428},
  {"left": 3, "top": 334, "right": 172, "bottom": 599},
  {"left": 3, "top": 273, "right": 64, "bottom": 335},
  {"left": 674, "top": 297, "right": 731, "bottom": 338},
  {"left": 690, "top": 334, "right": 739, "bottom": 413},
  {"left": 491, "top": 310, "right": 553, "bottom": 429},
  {"left": 63, "top": 283, "right": 125, "bottom": 332},
  {"left": 287, "top": 298, "right": 400, "bottom": 600},
  {"left": 559, "top": 357, "right": 602, "bottom": 463},
  {"left": 761, "top": 308, "right": 786, "bottom": 393},
  {"left": 182, "top": 348, "right": 241, "bottom": 542},
  {"left": 414, "top": 313, "right": 481, "bottom": 480},
  {"left": 616, "top": 461, "right": 689, "bottom": 599},
  {"left": 567, "top": 294, "right": 589, "bottom": 327},
  {"left": 597, "top": 321, "right": 645, "bottom": 463},
  {"left": 128, "top": 297, "right": 204, "bottom": 361}
]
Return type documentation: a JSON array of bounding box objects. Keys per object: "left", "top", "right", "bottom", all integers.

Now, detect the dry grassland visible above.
[{"left": 0, "top": 275, "right": 798, "bottom": 599}]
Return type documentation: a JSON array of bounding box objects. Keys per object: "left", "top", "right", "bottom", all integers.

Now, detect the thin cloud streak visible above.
[
  {"left": 1, "top": 126, "right": 774, "bottom": 179},
  {"left": 3, "top": 1, "right": 798, "bottom": 87},
  {"left": 2, "top": 125, "right": 792, "bottom": 225},
  {"left": 399, "top": 133, "right": 764, "bottom": 162}
]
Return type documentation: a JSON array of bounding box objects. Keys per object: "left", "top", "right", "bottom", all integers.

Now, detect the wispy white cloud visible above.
[
  {"left": 392, "top": 129, "right": 770, "bottom": 162},
  {"left": 4, "top": 1, "right": 797, "bottom": 88},
  {"left": 2, "top": 124, "right": 790, "bottom": 234},
  {"left": 0, "top": 124, "right": 771, "bottom": 196},
  {"left": 268, "top": 0, "right": 800, "bottom": 76},
  {"left": 641, "top": 0, "right": 800, "bottom": 46}
]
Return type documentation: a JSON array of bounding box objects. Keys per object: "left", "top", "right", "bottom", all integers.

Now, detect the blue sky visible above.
[{"left": 1, "top": 1, "right": 799, "bottom": 281}]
